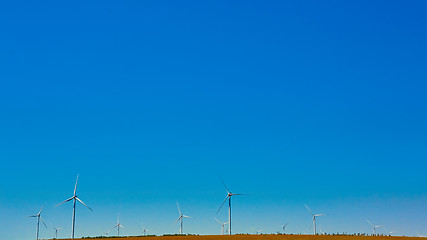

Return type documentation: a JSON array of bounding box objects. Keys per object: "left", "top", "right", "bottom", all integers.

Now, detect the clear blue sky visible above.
[{"left": 1, "top": 1, "right": 426, "bottom": 239}]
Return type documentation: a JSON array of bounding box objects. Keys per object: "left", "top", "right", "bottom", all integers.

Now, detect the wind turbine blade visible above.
[
  {"left": 40, "top": 217, "right": 48, "bottom": 228},
  {"left": 56, "top": 197, "right": 74, "bottom": 206},
  {"left": 38, "top": 207, "right": 43, "bottom": 215},
  {"left": 74, "top": 174, "right": 79, "bottom": 196},
  {"left": 231, "top": 193, "right": 247, "bottom": 196},
  {"left": 216, "top": 195, "right": 229, "bottom": 214},
  {"left": 106, "top": 226, "right": 116, "bottom": 234},
  {"left": 176, "top": 216, "right": 182, "bottom": 222},
  {"left": 76, "top": 197, "right": 93, "bottom": 211},
  {"left": 305, "top": 204, "right": 314, "bottom": 215},
  {"left": 315, "top": 214, "right": 327, "bottom": 217},
  {"left": 375, "top": 225, "right": 383, "bottom": 228},
  {"left": 220, "top": 178, "right": 230, "bottom": 194},
  {"left": 183, "top": 215, "right": 191, "bottom": 218},
  {"left": 215, "top": 218, "right": 222, "bottom": 224},
  {"left": 29, "top": 215, "right": 38, "bottom": 217},
  {"left": 367, "top": 220, "right": 374, "bottom": 227},
  {"left": 177, "top": 202, "right": 182, "bottom": 215},
  {"left": 119, "top": 224, "right": 126, "bottom": 229}
]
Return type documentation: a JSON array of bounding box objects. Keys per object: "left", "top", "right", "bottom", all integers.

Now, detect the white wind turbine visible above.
[
  {"left": 384, "top": 227, "right": 395, "bottom": 236},
  {"left": 319, "top": 224, "right": 325, "bottom": 235},
  {"left": 216, "top": 180, "right": 246, "bottom": 235},
  {"left": 215, "top": 218, "right": 229, "bottom": 235},
  {"left": 112, "top": 216, "right": 126, "bottom": 236},
  {"left": 53, "top": 226, "right": 62, "bottom": 239},
  {"left": 141, "top": 223, "right": 149, "bottom": 236},
  {"left": 367, "top": 220, "right": 382, "bottom": 235},
  {"left": 29, "top": 207, "right": 47, "bottom": 240},
  {"left": 305, "top": 204, "right": 326, "bottom": 235},
  {"left": 176, "top": 202, "right": 191, "bottom": 234},
  {"left": 56, "top": 175, "right": 93, "bottom": 239}
]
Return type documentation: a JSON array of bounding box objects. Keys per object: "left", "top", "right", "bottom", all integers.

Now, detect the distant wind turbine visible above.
[
  {"left": 216, "top": 180, "right": 246, "bottom": 235},
  {"left": 282, "top": 222, "right": 289, "bottom": 233},
  {"left": 176, "top": 202, "right": 191, "bottom": 234},
  {"left": 56, "top": 175, "right": 93, "bottom": 239},
  {"left": 319, "top": 224, "right": 325, "bottom": 235},
  {"left": 305, "top": 204, "right": 326, "bottom": 235},
  {"left": 384, "top": 227, "right": 395, "bottom": 236},
  {"left": 367, "top": 220, "right": 382, "bottom": 235},
  {"left": 141, "top": 223, "right": 149, "bottom": 236},
  {"left": 29, "top": 207, "right": 47, "bottom": 240},
  {"left": 53, "top": 226, "right": 62, "bottom": 239},
  {"left": 215, "top": 218, "right": 229, "bottom": 235},
  {"left": 112, "top": 216, "right": 126, "bottom": 236}
]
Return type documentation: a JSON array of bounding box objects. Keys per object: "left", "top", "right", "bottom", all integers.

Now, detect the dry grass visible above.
[{"left": 71, "top": 234, "right": 427, "bottom": 240}]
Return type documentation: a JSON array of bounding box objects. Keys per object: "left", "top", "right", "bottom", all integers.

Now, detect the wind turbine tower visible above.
[
  {"left": 29, "top": 207, "right": 47, "bottom": 240},
  {"left": 176, "top": 202, "right": 191, "bottom": 234},
  {"left": 217, "top": 180, "right": 246, "bottom": 235},
  {"left": 305, "top": 204, "right": 326, "bottom": 235},
  {"left": 57, "top": 175, "right": 93, "bottom": 239}
]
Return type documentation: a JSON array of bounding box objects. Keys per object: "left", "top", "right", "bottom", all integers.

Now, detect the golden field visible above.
[{"left": 67, "top": 234, "right": 427, "bottom": 240}]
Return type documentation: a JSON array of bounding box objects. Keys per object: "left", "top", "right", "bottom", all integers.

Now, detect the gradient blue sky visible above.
[{"left": 1, "top": 1, "right": 426, "bottom": 239}]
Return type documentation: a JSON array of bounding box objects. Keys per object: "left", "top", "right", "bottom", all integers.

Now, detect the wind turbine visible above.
[
  {"left": 305, "top": 204, "right": 326, "bottom": 235},
  {"left": 215, "top": 218, "right": 229, "bottom": 235},
  {"left": 282, "top": 222, "right": 289, "bottom": 234},
  {"left": 216, "top": 180, "right": 246, "bottom": 235},
  {"left": 367, "top": 220, "right": 382, "bottom": 235},
  {"left": 141, "top": 223, "right": 149, "bottom": 236},
  {"left": 319, "top": 224, "right": 325, "bottom": 235},
  {"left": 112, "top": 216, "right": 126, "bottom": 236},
  {"left": 29, "top": 207, "right": 47, "bottom": 240},
  {"left": 176, "top": 202, "right": 191, "bottom": 234},
  {"left": 53, "top": 226, "right": 62, "bottom": 239},
  {"left": 56, "top": 175, "right": 93, "bottom": 239},
  {"left": 384, "top": 227, "right": 395, "bottom": 236}
]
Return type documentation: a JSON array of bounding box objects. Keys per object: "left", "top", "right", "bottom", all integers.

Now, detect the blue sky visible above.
[{"left": 1, "top": 0, "right": 426, "bottom": 239}]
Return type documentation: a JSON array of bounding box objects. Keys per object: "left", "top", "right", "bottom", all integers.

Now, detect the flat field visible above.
[{"left": 69, "top": 235, "right": 427, "bottom": 240}]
